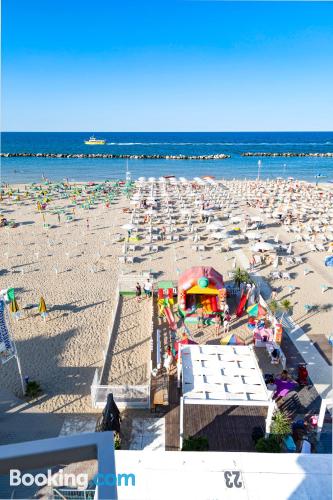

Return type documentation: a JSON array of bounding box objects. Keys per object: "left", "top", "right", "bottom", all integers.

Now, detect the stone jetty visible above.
[
  {"left": 242, "top": 152, "right": 333, "bottom": 158},
  {"left": 0, "top": 152, "right": 230, "bottom": 160}
]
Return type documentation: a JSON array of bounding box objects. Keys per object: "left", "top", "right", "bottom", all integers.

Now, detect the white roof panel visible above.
[{"left": 181, "top": 345, "right": 271, "bottom": 405}]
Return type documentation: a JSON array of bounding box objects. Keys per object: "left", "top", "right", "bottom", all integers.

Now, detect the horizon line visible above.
[{"left": 2, "top": 130, "right": 333, "bottom": 133}]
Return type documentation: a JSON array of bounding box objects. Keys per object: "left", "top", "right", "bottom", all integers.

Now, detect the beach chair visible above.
[
  {"left": 128, "top": 245, "right": 137, "bottom": 252},
  {"left": 316, "top": 243, "right": 326, "bottom": 252},
  {"left": 191, "top": 245, "right": 198, "bottom": 252},
  {"left": 282, "top": 272, "right": 291, "bottom": 280},
  {"left": 198, "top": 245, "right": 206, "bottom": 252},
  {"left": 118, "top": 256, "right": 126, "bottom": 263},
  {"left": 294, "top": 256, "right": 303, "bottom": 264},
  {"left": 271, "top": 271, "right": 281, "bottom": 280},
  {"left": 173, "top": 234, "right": 180, "bottom": 241},
  {"left": 308, "top": 243, "right": 318, "bottom": 252},
  {"left": 127, "top": 256, "right": 134, "bottom": 264},
  {"left": 152, "top": 245, "right": 159, "bottom": 253}
]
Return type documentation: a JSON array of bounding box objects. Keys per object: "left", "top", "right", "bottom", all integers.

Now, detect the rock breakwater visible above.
[
  {"left": 242, "top": 152, "right": 333, "bottom": 158},
  {"left": 1, "top": 152, "right": 231, "bottom": 160}
]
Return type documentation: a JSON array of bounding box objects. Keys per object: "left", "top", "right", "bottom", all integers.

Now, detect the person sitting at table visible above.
[{"left": 273, "top": 370, "right": 298, "bottom": 400}]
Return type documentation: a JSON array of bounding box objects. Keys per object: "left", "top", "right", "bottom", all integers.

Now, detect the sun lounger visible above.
[{"left": 282, "top": 272, "right": 291, "bottom": 280}]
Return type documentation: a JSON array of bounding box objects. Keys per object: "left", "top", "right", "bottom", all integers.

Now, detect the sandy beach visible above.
[{"left": 0, "top": 178, "right": 332, "bottom": 415}]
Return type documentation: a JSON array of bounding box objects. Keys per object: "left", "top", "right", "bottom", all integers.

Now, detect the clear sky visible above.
[{"left": 2, "top": 0, "right": 333, "bottom": 131}]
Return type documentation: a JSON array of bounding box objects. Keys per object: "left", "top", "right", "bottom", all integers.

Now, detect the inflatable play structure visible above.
[{"left": 178, "top": 266, "right": 226, "bottom": 325}]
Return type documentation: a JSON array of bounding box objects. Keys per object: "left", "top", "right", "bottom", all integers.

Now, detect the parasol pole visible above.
[{"left": 257, "top": 160, "right": 262, "bottom": 181}]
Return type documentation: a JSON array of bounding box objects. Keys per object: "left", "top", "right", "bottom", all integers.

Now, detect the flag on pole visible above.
[{"left": 0, "top": 299, "right": 16, "bottom": 364}]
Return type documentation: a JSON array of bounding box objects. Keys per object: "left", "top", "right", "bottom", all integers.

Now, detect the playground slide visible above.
[
  {"left": 236, "top": 293, "right": 247, "bottom": 317},
  {"left": 164, "top": 306, "right": 177, "bottom": 331}
]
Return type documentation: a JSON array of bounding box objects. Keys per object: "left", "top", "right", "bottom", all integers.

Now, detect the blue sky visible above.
[{"left": 2, "top": 0, "right": 333, "bottom": 131}]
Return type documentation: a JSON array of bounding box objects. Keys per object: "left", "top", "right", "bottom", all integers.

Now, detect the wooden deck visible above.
[{"left": 184, "top": 404, "right": 267, "bottom": 452}]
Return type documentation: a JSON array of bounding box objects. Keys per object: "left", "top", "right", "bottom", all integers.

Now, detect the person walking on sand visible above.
[
  {"left": 57, "top": 213, "right": 61, "bottom": 224},
  {"left": 224, "top": 312, "right": 231, "bottom": 334},
  {"left": 143, "top": 279, "right": 153, "bottom": 298},
  {"left": 86, "top": 218, "right": 90, "bottom": 230},
  {"left": 216, "top": 313, "right": 224, "bottom": 337},
  {"left": 135, "top": 283, "right": 142, "bottom": 303},
  {"left": 160, "top": 226, "right": 166, "bottom": 241}
]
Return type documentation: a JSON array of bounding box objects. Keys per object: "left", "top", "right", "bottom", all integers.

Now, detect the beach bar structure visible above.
[{"left": 177, "top": 345, "right": 276, "bottom": 450}]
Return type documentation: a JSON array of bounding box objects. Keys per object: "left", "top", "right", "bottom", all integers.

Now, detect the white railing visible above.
[
  {"left": 118, "top": 271, "right": 152, "bottom": 293},
  {"left": 91, "top": 384, "right": 150, "bottom": 409}
]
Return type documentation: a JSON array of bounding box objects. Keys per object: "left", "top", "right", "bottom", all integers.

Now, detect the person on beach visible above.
[
  {"left": 57, "top": 213, "right": 61, "bottom": 224},
  {"left": 86, "top": 218, "right": 90, "bottom": 230},
  {"left": 135, "top": 283, "right": 142, "bottom": 302},
  {"left": 216, "top": 313, "right": 224, "bottom": 337},
  {"left": 143, "top": 279, "right": 153, "bottom": 298},
  {"left": 223, "top": 312, "right": 231, "bottom": 334},
  {"left": 160, "top": 226, "right": 166, "bottom": 241},
  {"left": 164, "top": 345, "right": 174, "bottom": 375},
  {"left": 273, "top": 370, "right": 298, "bottom": 400}
]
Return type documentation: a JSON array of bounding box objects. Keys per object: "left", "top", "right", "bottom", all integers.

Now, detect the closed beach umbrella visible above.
[
  {"left": 38, "top": 297, "right": 47, "bottom": 313},
  {"left": 9, "top": 298, "right": 19, "bottom": 314}
]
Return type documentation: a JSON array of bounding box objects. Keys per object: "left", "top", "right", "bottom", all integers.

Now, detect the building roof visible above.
[{"left": 181, "top": 345, "right": 271, "bottom": 405}]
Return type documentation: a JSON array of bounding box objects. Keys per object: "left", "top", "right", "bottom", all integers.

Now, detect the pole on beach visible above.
[
  {"left": 257, "top": 160, "right": 262, "bottom": 181},
  {"left": 15, "top": 352, "right": 26, "bottom": 395}
]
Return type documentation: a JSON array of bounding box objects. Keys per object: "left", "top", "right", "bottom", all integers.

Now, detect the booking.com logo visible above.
[{"left": 10, "top": 469, "right": 136, "bottom": 490}]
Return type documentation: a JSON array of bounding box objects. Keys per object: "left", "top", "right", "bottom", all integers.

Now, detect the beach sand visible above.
[{"left": 0, "top": 179, "right": 332, "bottom": 415}]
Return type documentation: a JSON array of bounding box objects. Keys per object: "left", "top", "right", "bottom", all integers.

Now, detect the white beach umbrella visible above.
[
  {"left": 121, "top": 223, "right": 136, "bottom": 231},
  {"left": 251, "top": 216, "right": 263, "bottom": 223},
  {"left": 230, "top": 216, "right": 242, "bottom": 224},
  {"left": 207, "top": 221, "right": 225, "bottom": 231},
  {"left": 211, "top": 232, "right": 227, "bottom": 240},
  {"left": 245, "top": 232, "right": 262, "bottom": 240},
  {"left": 251, "top": 242, "right": 275, "bottom": 252}
]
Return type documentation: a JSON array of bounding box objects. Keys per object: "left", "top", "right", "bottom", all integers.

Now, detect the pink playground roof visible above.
[{"left": 178, "top": 266, "right": 224, "bottom": 290}]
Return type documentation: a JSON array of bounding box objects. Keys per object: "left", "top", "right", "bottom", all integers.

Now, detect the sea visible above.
[{"left": 1, "top": 132, "right": 333, "bottom": 184}]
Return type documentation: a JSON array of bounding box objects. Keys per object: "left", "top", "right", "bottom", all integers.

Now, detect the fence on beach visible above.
[{"left": 90, "top": 273, "right": 153, "bottom": 409}]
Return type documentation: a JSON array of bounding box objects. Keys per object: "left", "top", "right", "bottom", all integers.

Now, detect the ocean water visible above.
[{"left": 1, "top": 132, "right": 333, "bottom": 183}]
